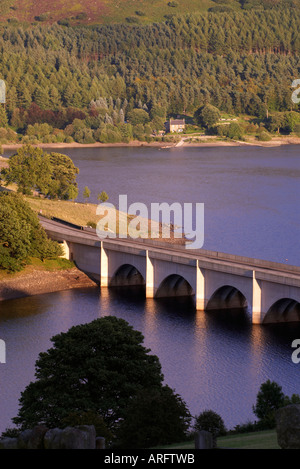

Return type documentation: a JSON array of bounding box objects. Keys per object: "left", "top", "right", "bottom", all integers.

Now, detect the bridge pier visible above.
[
  {"left": 100, "top": 242, "right": 109, "bottom": 287},
  {"left": 59, "top": 240, "right": 70, "bottom": 260},
  {"left": 252, "top": 271, "right": 263, "bottom": 324},
  {"left": 196, "top": 261, "right": 207, "bottom": 310},
  {"left": 145, "top": 250, "right": 155, "bottom": 298}
]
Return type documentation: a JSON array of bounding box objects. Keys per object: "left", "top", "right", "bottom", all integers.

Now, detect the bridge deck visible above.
[{"left": 40, "top": 216, "right": 300, "bottom": 286}]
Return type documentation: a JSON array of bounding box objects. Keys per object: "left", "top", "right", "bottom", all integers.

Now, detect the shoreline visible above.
[
  {"left": 1, "top": 136, "right": 300, "bottom": 152},
  {"left": 0, "top": 267, "right": 97, "bottom": 303}
]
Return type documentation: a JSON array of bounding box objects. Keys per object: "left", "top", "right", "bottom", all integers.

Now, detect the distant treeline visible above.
[{"left": 0, "top": 6, "right": 299, "bottom": 130}]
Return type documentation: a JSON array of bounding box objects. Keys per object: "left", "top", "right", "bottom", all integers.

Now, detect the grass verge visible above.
[
  {"left": 217, "top": 429, "right": 279, "bottom": 449},
  {"left": 152, "top": 430, "right": 279, "bottom": 450},
  {"left": 0, "top": 257, "right": 75, "bottom": 281},
  {"left": 25, "top": 196, "right": 100, "bottom": 227}
]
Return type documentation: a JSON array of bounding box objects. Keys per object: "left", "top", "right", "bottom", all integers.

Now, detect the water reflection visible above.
[
  {"left": 1, "top": 286, "right": 300, "bottom": 434},
  {"left": 0, "top": 295, "right": 51, "bottom": 321}
]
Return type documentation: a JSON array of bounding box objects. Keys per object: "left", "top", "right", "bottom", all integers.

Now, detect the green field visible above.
[
  {"left": 153, "top": 430, "right": 280, "bottom": 450},
  {"left": 217, "top": 430, "right": 280, "bottom": 449},
  {"left": 25, "top": 196, "right": 102, "bottom": 227}
]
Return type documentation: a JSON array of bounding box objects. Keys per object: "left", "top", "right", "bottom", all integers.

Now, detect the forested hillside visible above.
[{"left": 0, "top": 6, "right": 299, "bottom": 143}]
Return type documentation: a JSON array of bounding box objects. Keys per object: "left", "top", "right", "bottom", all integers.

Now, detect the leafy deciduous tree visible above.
[
  {"left": 13, "top": 317, "right": 165, "bottom": 433},
  {"left": 252, "top": 380, "right": 286, "bottom": 428},
  {"left": 116, "top": 386, "right": 191, "bottom": 448},
  {"left": 194, "top": 104, "right": 221, "bottom": 129},
  {"left": 0, "top": 192, "right": 62, "bottom": 271}
]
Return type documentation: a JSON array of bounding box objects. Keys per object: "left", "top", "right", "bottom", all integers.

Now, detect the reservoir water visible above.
[{"left": 0, "top": 144, "right": 300, "bottom": 434}]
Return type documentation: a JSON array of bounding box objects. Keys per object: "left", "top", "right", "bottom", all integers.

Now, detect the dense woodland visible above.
[{"left": 0, "top": 5, "right": 299, "bottom": 143}]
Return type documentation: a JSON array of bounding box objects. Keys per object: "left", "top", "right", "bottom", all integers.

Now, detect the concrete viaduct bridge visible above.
[{"left": 41, "top": 217, "right": 300, "bottom": 325}]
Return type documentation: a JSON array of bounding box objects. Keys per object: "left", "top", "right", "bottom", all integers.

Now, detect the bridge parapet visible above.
[{"left": 41, "top": 217, "right": 300, "bottom": 324}]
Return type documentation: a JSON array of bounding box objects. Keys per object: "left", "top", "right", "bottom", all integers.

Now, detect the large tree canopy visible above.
[
  {"left": 0, "top": 191, "right": 62, "bottom": 271},
  {"left": 252, "top": 379, "right": 286, "bottom": 428},
  {"left": 13, "top": 317, "right": 164, "bottom": 430},
  {"left": 194, "top": 104, "right": 221, "bottom": 128},
  {"left": 1, "top": 145, "right": 79, "bottom": 200},
  {"left": 12, "top": 316, "right": 191, "bottom": 447}
]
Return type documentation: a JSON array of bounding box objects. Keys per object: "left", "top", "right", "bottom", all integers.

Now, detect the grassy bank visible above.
[
  {"left": 25, "top": 196, "right": 101, "bottom": 227},
  {"left": 0, "top": 257, "right": 75, "bottom": 282},
  {"left": 153, "top": 429, "right": 279, "bottom": 450},
  {"left": 24, "top": 195, "right": 181, "bottom": 241},
  {"left": 217, "top": 429, "right": 279, "bottom": 449}
]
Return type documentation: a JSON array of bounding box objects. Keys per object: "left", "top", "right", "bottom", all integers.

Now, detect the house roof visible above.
[{"left": 170, "top": 119, "right": 185, "bottom": 125}]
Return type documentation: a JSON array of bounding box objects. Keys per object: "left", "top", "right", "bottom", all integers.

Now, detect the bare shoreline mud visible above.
[
  {"left": 0, "top": 267, "right": 97, "bottom": 303},
  {"left": 0, "top": 135, "right": 299, "bottom": 153}
]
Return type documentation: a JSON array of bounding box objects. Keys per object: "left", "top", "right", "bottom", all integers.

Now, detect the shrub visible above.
[
  {"left": 34, "top": 13, "right": 49, "bottom": 22},
  {"left": 126, "top": 17, "right": 140, "bottom": 23},
  {"left": 57, "top": 18, "right": 70, "bottom": 26},
  {"left": 73, "top": 128, "right": 95, "bottom": 144},
  {"left": 226, "top": 122, "right": 243, "bottom": 139},
  {"left": 256, "top": 131, "right": 272, "bottom": 141},
  {"left": 194, "top": 410, "right": 226, "bottom": 447},
  {"left": 231, "top": 420, "right": 260, "bottom": 434},
  {"left": 75, "top": 12, "right": 88, "bottom": 20},
  {"left": 294, "top": 123, "right": 300, "bottom": 137},
  {"left": 64, "top": 135, "right": 74, "bottom": 143},
  {"left": 87, "top": 221, "right": 97, "bottom": 229}
]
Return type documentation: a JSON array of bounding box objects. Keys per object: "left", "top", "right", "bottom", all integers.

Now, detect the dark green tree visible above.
[
  {"left": 266, "top": 113, "right": 286, "bottom": 133},
  {"left": 48, "top": 152, "right": 79, "bottom": 200},
  {"left": 1, "top": 145, "right": 79, "bottom": 200},
  {"left": 116, "top": 386, "right": 191, "bottom": 448},
  {"left": 127, "top": 108, "right": 150, "bottom": 126},
  {"left": 1, "top": 145, "right": 51, "bottom": 195},
  {"left": 0, "top": 192, "right": 62, "bottom": 271},
  {"left": 193, "top": 409, "right": 226, "bottom": 447},
  {"left": 252, "top": 380, "right": 286, "bottom": 429},
  {"left": 194, "top": 104, "right": 221, "bottom": 129},
  {"left": 13, "top": 317, "right": 164, "bottom": 432}
]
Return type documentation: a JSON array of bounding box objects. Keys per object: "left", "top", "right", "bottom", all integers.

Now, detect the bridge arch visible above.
[
  {"left": 206, "top": 285, "right": 248, "bottom": 311},
  {"left": 109, "top": 264, "right": 145, "bottom": 287},
  {"left": 155, "top": 274, "right": 195, "bottom": 298},
  {"left": 263, "top": 298, "right": 300, "bottom": 324}
]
